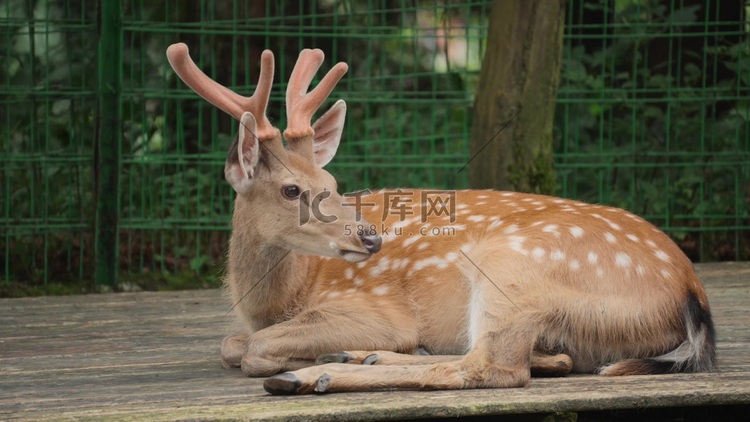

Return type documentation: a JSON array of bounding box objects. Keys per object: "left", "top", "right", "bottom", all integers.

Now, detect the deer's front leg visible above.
[
  {"left": 238, "top": 301, "right": 419, "bottom": 377},
  {"left": 221, "top": 333, "right": 249, "bottom": 369},
  {"left": 222, "top": 333, "right": 313, "bottom": 373}
]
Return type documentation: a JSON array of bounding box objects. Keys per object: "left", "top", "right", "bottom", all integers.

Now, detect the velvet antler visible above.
[
  {"left": 284, "top": 49, "right": 348, "bottom": 141},
  {"left": 166, "top": 43, "right": 279, "bottom": 141}
]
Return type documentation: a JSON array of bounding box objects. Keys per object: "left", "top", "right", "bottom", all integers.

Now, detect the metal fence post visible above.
[{"left": 95, "top": 0, "right": 122, "bottom": 287}]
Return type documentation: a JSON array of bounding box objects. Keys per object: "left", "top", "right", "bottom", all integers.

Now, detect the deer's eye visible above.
[{"left": 281, "top": 185, "right": 302, "bottom": 199}]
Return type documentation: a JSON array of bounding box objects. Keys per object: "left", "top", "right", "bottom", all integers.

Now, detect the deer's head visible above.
[{"left": 167, "top": 44, "right": 381, "bottom": 262}]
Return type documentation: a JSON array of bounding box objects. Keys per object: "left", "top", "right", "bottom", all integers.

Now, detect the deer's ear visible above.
[
  {"left": 311, "top": 99, "right": 346, "bottom": 167},
  {"left": 225, "top": 112, "right": 260, "bottom": 194}
]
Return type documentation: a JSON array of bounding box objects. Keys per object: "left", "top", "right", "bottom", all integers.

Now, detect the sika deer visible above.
[{"left": 166, "top": 43, "right": 716, "bottom": 395}]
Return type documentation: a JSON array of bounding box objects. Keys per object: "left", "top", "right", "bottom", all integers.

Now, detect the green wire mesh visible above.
[{"left": 1, "top": 0, "right": 748, "bottom": 289}]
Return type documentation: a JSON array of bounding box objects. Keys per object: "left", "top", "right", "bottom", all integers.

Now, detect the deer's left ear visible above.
[{"left": 311, "top": 99, "right": 346, "bottom": 167}]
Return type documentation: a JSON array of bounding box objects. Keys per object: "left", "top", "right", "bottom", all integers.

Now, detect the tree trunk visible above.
[{"left": 468, "top": 0, "right": 567, "bottom": 194}]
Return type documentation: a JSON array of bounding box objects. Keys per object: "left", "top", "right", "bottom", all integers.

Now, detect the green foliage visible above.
[{"left": 556, "top": 0, "right": 749, "bottom": 260}]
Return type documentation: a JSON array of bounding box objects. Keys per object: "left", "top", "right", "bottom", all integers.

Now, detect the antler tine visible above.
[
  {"left": 166, "top": 43, "right": 279, "bottom": 141},
  {"left": 284, "top": 49, "right": 348, "bottom": 140}
]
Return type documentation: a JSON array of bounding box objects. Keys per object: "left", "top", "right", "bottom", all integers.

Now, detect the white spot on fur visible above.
[
  {"left": 531, "top": 221, "right": 544, "bottom": 227},
  {"left": 660, "top": 269, "right": 672, "bottom": 278},
  {"left": 569, "top": 226, "right": 584, "bottom": 238},
  {"left": 413, "top": 256, "right": 447, "bottom": 272},
  {"left": 417, "top": 242, "right": 430, "bottom": 251},
  {"left": 604, "top": 232, "right": 617, "bottom": 243},
  {"left": 646, "top": 239, "right": 657, "bottom": 248},
  {"left": 636, "top": 265, "right": 645, "bottom": 276},
  {"left": 501, "top": 192, "right": 514, "bottom": 197},
  {"left": 655, "top": 250, "right": 670, "bottom": 262},
  {"left": 522, "top": 198, "right": 534, "bottom": 202},
  {"left": 550, "top": 250, "right": 565, "bottom": 261},
  {"left": 615, "top": 252, "right": 631, "bottom": 267},
  {"left": 532, "top": 247, "right": 546, "bottom": 260},
  {"left": 344, "top": 268, "right": 354, "bottom": 279},
  {"left": 542, "top": 224, "right": 560, "bottom": 237},
  {"left": 372, "top": 285, "right": 390, "bottom": 296},
  {"left": 569, "top": 259, "right": 580, "bottom": 271},
  {"left": 403, "top": 235, "right": 421, "bottom": 248},
  {"left": 608, "top": 222, "right": 622, "bottom": 231},
  {"left": 552, "top": 199, "right": 565, "bottom": 204},
  {"left": 508, "top": 237, "right": 528, "bottom": 256},
  {"left": 369, "top": 257, "right": 391, "bottom": 276},
  {"left": 535, "top": 206, "right": 547, "bottom": 211},
  {"left": 596, "top": 267, "right": 604, "bottom": 278},
  {"left": 477, "top": 195, "right": 489, "bottom": 199},
  {"left": 588, "top": 251, "right": 598, "bottom": 264},
  {"left": 327, "top": 291, "right": 341, "bottom": 299},
  {"left": 353, "top": 277, "right": 364, "bottom": 286},
  {"left": 468, "top": 215, "right": 486, "bottom": 222},
  {"left": 504, "top": 224, "right": 520, "bottom": 234},
  {"left": 626, "top": 234, "right": 639, "bottom": 242}
]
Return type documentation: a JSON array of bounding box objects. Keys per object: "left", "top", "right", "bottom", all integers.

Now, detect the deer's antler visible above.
[
  {"left": 166, "top": 43, "right": 279, "bottom": 141},
  {"left": 284, "top": 49, "right": 348, "bottom": 141}
]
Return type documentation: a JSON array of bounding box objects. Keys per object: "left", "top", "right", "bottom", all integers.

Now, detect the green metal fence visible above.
[{"left": 2, "top": 0, "right": 748, "bottom": 291}]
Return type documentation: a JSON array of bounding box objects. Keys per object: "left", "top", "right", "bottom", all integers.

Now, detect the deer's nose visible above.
[{"left": 360, "top": 233, "right": 382, "bottom": 254}]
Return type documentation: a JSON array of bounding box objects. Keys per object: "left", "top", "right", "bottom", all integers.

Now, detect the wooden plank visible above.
[{"left": 1, "top": 263, "right": 749, "bottom": 421}]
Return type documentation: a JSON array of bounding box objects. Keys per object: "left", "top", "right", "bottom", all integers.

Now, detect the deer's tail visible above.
[{"left": 599, "top": 290, "right": 716, "bottom": 376}]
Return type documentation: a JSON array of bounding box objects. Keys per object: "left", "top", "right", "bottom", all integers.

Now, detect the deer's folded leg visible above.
[
  {"left": 315, "top": 349, "right": 572, "bottom": 377},
  {"left": 221, "top": 333, "right": 249, "bottom": 369},
  {"left": 240, "top": 299, "right": 420, "bottom": 377},
  {"left": 265, "top": 312, "right": 538, "bottom": 394}
]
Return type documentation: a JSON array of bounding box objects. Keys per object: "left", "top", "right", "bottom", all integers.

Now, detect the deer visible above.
[{"left": 166, "top": 42, "right": 716, "bottom": 395}]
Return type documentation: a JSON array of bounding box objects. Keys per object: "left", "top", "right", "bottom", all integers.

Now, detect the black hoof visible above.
[
  {"left": 316, "top": 352, "right": 353, "bottom": 365},
  {"left": 314, "top": 373, "right": 332, "bottom": 393},
  {"left": 264, "top": 372, "right": 302, "bottom": 395},
  {"left": 362, "top": 354, "right": 379, "bottom": 365}
]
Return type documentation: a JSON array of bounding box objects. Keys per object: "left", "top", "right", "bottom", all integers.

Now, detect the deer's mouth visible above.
[
  {"left": 329, "top": 242, "right": 371, "bottom": 263},
  {"left": 338, "top": 249, "right": 371, "bottom": 263}
]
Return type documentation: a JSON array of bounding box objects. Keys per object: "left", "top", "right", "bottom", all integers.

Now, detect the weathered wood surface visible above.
[{"left": 1, "top": 262, "right": 749, "bottom": 421}]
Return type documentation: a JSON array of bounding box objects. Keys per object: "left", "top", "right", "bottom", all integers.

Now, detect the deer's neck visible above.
[{"left": 226, "top": 229, "right": 311, "bottom": 332}]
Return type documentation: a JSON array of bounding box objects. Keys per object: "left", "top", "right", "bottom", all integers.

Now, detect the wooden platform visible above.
[{"left": 2, "top": 262, "right": 749, "bottom": 421}]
